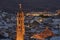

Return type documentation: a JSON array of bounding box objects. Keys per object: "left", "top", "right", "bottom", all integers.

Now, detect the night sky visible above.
[{"left": 0, "top": 0, "right": 60, "bottom": 12}]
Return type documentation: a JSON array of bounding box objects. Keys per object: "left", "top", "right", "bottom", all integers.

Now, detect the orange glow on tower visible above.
[{"left": 16, "top": 4, "right": 25, "bottom": 40}]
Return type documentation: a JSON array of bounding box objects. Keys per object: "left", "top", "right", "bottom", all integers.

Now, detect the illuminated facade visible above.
[
  {"left": 16, "top": 4, "right": 25, "bottom": 40},
  {"left": 31, "top": 27, "right": 54, "bottom": 40}
]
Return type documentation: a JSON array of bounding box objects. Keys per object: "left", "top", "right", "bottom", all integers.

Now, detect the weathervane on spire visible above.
[{"left": 19, "top": 4, "right": 22, "bottom": 9}]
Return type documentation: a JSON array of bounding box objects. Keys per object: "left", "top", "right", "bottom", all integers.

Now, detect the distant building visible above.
[
  {"left": 26, "top": 11, "right": 58, "bottom": 16},
  {"left": 52, "top": 19, "right": 60, "bottom": 24},
  {"left": 56, "top": 10, "right": 60, "bottom": 14}
]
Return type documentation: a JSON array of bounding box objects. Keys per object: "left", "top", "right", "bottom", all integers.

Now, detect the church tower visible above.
[{"left": 16, "top": 4, "right": 25, "bottom": 40}]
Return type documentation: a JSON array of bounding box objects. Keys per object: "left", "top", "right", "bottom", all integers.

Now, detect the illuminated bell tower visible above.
[{"left": 16, "top": 4, "right": 25, "bottom": 40}]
